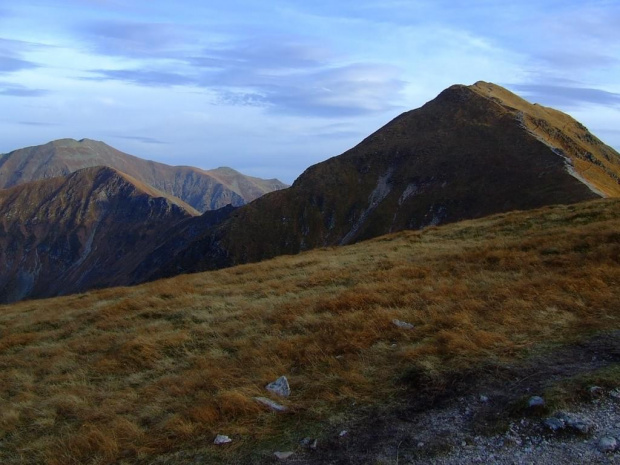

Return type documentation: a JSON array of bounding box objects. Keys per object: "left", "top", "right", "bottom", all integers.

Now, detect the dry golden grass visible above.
[{"left": 1, "top": 198, "right": 619, "bottom": 463}]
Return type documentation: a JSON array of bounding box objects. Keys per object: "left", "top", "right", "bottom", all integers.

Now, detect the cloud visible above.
[
  {"left": 0, "top": 38, "right": 49, "bottom": 73},
  {"left": 0, "top": 56, "right": 38, "bottom": 73},
  {"left": 111, "top": 135, "right": 168, "bottom": 145},
  {"left": 534, "top": 51, "right": 618, "bottom": 70},
  {"left": 510, "top": 84, "right": 620, "bottom": 109},
  {"left": 190, "top": 38, "right": 406, "bottom": 116},
  {"left": 76, "top": 20, "right": 192, "bottom": 58},
  {"left": 0, "top": 83, "right": 49, "bottom": 97},
  {"left": 202, "top": 62, "right": 405, "bottom": 116},
  {"left": 192, "top": 38, "right": 334, "bottom": 70},
  {"left": 83, "top": 33, "right": 406, "bottom": 117},
  {"left": 18, "top": 121, "right": 61, "bottom": 127},
  {"left": 86, "top": 69, "right": 195, "bottom": 87}
]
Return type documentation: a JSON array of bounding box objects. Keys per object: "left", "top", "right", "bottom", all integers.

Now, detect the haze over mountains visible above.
[{"left": 1, "top": 81, "right": 619, "bottom": 303}]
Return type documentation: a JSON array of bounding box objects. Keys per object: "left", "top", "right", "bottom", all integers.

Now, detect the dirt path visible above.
[{"left": 282, "top": 331, "right": 620, "bottom": 464}]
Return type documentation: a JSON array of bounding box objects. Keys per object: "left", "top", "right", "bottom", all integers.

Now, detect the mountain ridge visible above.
[
  {"left": 1, "top": 82, "right": 619, "bottom": 302},
  {"left": 0, "top": 138, "right": 288, "bottom": 212},
  {"left": 141, "top": 81, "right": 618, "bottom": 281},
  {"left": 0, "top": 165, "right": 194, "bottom": 302}
]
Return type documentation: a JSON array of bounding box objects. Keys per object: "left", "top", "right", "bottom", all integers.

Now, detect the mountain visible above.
[
  {"left": 0, "top": 138, "right": 288, "bottom": 212},
  {"left": 143, "top": 81, "right": 620, "bottom": 280},
  {"left": 2, "top": 82, "right": 619, "bottom": 302},
  {"left": 0, "top": 166, "right": 197, "bottom": 303}
]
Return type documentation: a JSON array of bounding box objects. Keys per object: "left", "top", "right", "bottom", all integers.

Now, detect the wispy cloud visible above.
[
  {"left": 0, "top": 38, "right": 49, "bottom": 73},
  {"left": 87, "top": 69, "right": 195, "bottom": 87},
  {"left": 84, "top": 33, "right": 406, "bottom": 117},
  {"left": 0, "top": 56, "right": 38, "bottom": 73},
  {"left": 111, "top": 135, "right": 169, "bottom": 144},
  {"left": 0, "top": 83, "right": 49, "bottom": 97},
  {"left": 76, "top": 20, "right": 194, "bottom": 58},
  {"left": 511, "top": 84, "right": 620, "bottom": 109},
  {"left": 18, "top": 121, "right": 61, "bottom": 127}
]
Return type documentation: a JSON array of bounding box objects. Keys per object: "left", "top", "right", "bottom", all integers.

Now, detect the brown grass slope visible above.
[
  {"left": 146, "top": 82, "right": 618, "bottom": 280},
  {"left": 0, "top": 138, "right": 288, "bottom": 212},
  {"left": 0, "top": 198, "right": 618, "bottom": 464},
  {"left": 0, "top": 166, "right": 196, "bottom": 303}
]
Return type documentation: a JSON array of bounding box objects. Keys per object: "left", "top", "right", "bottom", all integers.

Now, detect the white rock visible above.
[
  {"left": 254, "top": 396, "right": 288, "bottom": 412},
  {"left": 266, "top": 376, "right": 291, "bottom": 398},
  {"left": 528, "top": 396, "right": 545, "bottom": 408},
  {"left": 339, "top": 430, "right": 348, "bottom": 437},
  {"left": 392, "top": 319, "right": 414, "bottom": 329},
  {"left": 213, "top": 434, "right": 232, "bottom": 445},
  {"left": 274, "top": 451, "right": 295, "bottom": 460},
  {"left": 598, "top": 436, "right": 618, "bottom": 452}
]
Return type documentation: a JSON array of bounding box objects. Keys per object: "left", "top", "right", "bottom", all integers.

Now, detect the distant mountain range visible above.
[
  {"left": 1, "top": 81, "right": 619, "bottom": 303},
  {"left": 0, "top": 138, "right": 288, "bottom": 212}
]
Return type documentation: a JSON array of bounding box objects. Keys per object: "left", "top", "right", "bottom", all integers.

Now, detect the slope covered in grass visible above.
[{"left": 1, "top": 198, "right": 619, "bottom": 464}]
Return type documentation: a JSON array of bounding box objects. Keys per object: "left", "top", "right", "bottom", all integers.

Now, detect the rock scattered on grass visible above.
[
  {"left": 213, "top": 434, "right": 232, "bottom": 445},
  {"left": 392, "top": 319, "right": 414, "bottom": 329},
  {"left": 528, "top": 396, "right": 545, "bottom": 408},
  {"left": 254, "top": 396, "right": 288, "bottom": 412},
  {"left": 597, "top": 436, "right": 618, "bottom": 453},
  {"left": 274, "top": 451, "right": 295, "bottom": 460},
  {"left": 266, "top": 376, "right": 291, "bottom": 398},
  {"left": 543, "top": 417, "right": 565, "bottom": 432},
  {"left": 589, "top": 386, "right": 604, "bottom": 398},
  {"left": 300, "top": 437, "right": 318, "bottom": 449}
]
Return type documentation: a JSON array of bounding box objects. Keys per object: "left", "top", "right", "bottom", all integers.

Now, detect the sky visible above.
[{"left": 1, "top": 1, "right": 619, "bottom": 184}]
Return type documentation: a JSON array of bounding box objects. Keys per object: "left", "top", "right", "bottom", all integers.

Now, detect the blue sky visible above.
[{"left": 1, "top": 0, "right": 619, "bottom": 183}]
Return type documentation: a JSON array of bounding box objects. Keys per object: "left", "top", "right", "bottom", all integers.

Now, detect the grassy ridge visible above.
[{"left": 1, "top": 198, "right": 619, "bottom": 464}]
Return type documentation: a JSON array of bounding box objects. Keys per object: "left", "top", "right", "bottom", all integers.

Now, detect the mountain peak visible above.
[{"left": 0, "top": 139, "right": 287, "bottom": 211}]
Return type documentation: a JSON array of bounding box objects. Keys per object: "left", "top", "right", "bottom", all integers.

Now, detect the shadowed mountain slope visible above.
[
  {"left": 0, "top": 166, "right": 196, "bottom": 303},
  {"left": 0, "top": 138, "right": 288, "bottom": 212},
  {"left": 143, "top": 81, "right": 619, "bottom": 280}
]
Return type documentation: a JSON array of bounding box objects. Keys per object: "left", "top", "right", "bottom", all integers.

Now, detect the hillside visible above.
[
  {"left": 0, "top": 166, "right": 196, "bottom": 303},
  {"left": 0, "top": 198, "right": 618, "bottom": 464},
  {"left": 144, "top": 81, "right": 619, "bottom": 280},
  {"left": 0, "top": 138, "right": 288, "bottom": 212}
]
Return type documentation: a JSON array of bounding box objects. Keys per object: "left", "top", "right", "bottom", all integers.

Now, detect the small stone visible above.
[
  {"left": 417, "top": 442, "right": 425, "bottom": 448},
  {"left": 528, "top": 396, "right": 545, "bottom": 408},
  {"left": 589, "top": 386, "right": 604, "bottom": 397},
  {"left": 565, "top": 417, "right": 593, "bottom": 434},
  {"left": 610, "top": 389, "right": 620, "bottom": 399},
  {"left": 339, "top": 430, "right": 348, "bottom": 437},
  {"left": 254, "top": 397, "right": 288, "bottom": 412},
  {"left": 479, "top": 395, "right": 489, "bottom": 403},
  {"left": 543, "top": 417, "right": 565, "bottom": 432},
  {"left": 392, "top": 319, "right": 414, "bottom": 329},
  {"left": 461, "top": 440, "right": 467, "bottom": 446},
  {"left": 597, "top": 437, "right": 618, "bottom": 453},
  {"left": 300, "top": 437, "right": 312, "bottom": 447},
  {"left": 213, "top": 434, "right": 232, "bottom": 445},
  {"left": 274, "top": 451, "right": 295, "bottom": 460},
  {"left": 266, "top": 376, "right": 291, "bottom": 398},
  {"left": 310, "top": 439, "right": 318, "bottom": 450}
]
